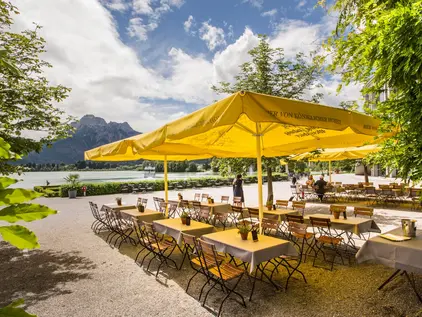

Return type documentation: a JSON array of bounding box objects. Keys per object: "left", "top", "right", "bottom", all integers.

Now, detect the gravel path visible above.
[{"left": 1, "top": 174, "right": 422, "bottom": 316}]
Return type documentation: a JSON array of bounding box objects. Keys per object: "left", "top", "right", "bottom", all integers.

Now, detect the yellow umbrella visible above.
[
  {"left": 85, "top": 91, "right": 384, "bottom": 220},
  {"left": 291, "top": 144, "right": 380, "bottom": 182}
]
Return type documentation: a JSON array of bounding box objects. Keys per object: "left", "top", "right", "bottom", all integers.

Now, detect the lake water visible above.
[{"left": 10, "top": 171, "right": 221, "bottom": 189}]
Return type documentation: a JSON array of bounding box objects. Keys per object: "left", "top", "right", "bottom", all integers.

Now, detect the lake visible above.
[{"left": 10, "top": 171, "right": 221, "bottom": 189}]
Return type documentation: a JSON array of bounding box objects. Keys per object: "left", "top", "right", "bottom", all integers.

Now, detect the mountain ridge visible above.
[{"left": 23, "top": 115, "right": 140, "bottom": 164}]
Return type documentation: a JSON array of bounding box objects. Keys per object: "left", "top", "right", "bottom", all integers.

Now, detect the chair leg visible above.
[
  {"left": 202, "top": 280, "right": 218, "bottom": 307},
  {"left": 186, "top": 270, "right": 200, "bottom": 294}
]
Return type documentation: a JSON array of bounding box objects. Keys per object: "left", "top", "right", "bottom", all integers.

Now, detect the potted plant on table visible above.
[
  {"left": 333, "top": 210, "right": 341, "bottom": 219},
  {"left": 238, "top": 224, "right": 250, "bottom": 240},
  {"left": 266, "top": 199, "right": 273, "bottom": 211},
  {"left": 64, "top": 173, "right": 80, "bottom": 199},
  {"left": 137, "top": 203, "right": 145, "bottom": 213},
  {"left": 180, "top": 211, "right": 189, "bottom": 225},
  {"left": 116, "top": 197, "right": 122, "bottom": 206}
]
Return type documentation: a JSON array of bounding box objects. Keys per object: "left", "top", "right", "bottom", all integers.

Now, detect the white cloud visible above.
[
  {"left": 199, "top": 21, "right": 226, "bottom": 51},
  {"left": 227, "top": 25, "right": 234, "bottom": 39},
  {"left": 243, "top": 0, "right": 264, "bottom": 9},
  {"left": 183, "top": 15, "right": 195, "bottom": 34},
  {"left": 261, "top": 9, "right": 277, "bottom": 17},
  {"left": 127, "top": 17, "right": 158, "bottom": 41},
  {"left": 132, "top": 0, "right": 153, "bottom": 14},
  {"left": 11, "top": 0, "right": 360, "bottom": 135},
  {"left": 100, "top": 0, "right": 129, "bottom": 11},
  {"left": 296, "top": 0, "right": 307, "bottom": 9}
]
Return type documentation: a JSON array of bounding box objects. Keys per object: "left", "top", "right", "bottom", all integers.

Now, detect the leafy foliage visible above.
[
  {"left": 325, "top": 0, "right": 422, "bottom": 183},
  {"left": 0, "top": 299, "right": 36, "bottom": 317},
  {"left": 0, "top": 225, "right": 39, "bottom": 249},
  {"left": 211, "top": 35, "right": 324, "bottom": 203},
  {"left": 63, "top": 173, "right": 80, "bottom": 190},
  {"left": 0, "top": 0, "right": 74, "bottom": 175}
]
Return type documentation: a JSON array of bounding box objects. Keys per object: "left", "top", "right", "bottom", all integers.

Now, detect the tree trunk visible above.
[
  {"left": 363, "top": 164, "right": 370, "bottom": 183},
  {"left": 267, "top": 166, "right": 273, "bottom": 205}
]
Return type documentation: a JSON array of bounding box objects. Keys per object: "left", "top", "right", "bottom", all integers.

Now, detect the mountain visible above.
[{"left": 24, "top": 115, "right": 140, "bottom": 164}]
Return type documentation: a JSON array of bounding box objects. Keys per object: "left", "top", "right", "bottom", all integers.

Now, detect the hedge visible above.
[
  {"left": 53, "top": 173, "right": 288, "bottom": 198},
  {"left": 34, "top": 185, "right": 61, "bottom": 197}
]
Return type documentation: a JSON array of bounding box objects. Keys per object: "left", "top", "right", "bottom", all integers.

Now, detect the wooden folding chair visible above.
[
  {"left": 198, "top": 205, "right": 212, "bottom": 224},
  {"left": 198, "top": 239, "right": 246, "bottom": 317},
  {"left": 275, "top": 200, "right": 289, "bottom": 209},
  {"left": 233, "top": 196, "right": 243, "bottom": 207},
  {"left": 309, "top": 217, "right": 344, "bottom": 271},
  {"left": 194, "top": 193, "right": 201, "bottom": 201},
  {"left": 221, "top": 195, "right": 230, "bottom": 203},
  {"left": 142, "top": 222, "right": 179, "bottom": 277},
  {"left": 201, "top": 193, "right": 209, "bottom": 202},
  {"left": 292, "top": 201, "right": 306, "bottom": 216},
  {"left": 268, "top": 222, "right": 308, "bottom": 290},
  {"left": 89, "top": 202, "right": 107, "bottom": 233}
]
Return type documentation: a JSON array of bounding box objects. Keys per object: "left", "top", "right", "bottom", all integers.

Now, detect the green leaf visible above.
[
  {"left": 0, "top": 204, "right": 57, "bottom": 223},
  {"left": 6, "top": 299, "right": 24, "bottom": 308},
  {"left": 0, "top": 177, "right": 18, "bottom": 189},
  {"left": 0, "top": 299, "right": 36, "bottom": 317},
  {"left": 0, "top": 225, "right": 39, "bottom": 250},
  {"left": 0, "top": 189, "right": 42, "bottom": 206},
  {"left": 0, "top": 138, "right": 12, "bottom": 160}
]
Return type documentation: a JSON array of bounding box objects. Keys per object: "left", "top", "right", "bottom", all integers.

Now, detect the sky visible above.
[{"left": 12, "top": 0, "right": 361, "bottom": 133}]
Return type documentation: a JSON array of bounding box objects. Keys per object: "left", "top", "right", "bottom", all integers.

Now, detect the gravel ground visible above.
[{"left": 1, "top": 174, "right": 422, "bottom": 317}]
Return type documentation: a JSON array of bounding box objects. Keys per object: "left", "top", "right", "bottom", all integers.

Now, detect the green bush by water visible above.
[{"left": 51, "top": 174, "right": 288, "bottom": 197}]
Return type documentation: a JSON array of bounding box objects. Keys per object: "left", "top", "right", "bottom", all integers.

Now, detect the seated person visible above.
[
  {"left": 314, "top": 175, "right": 327, "bottom": 202},
  {"left": 305, "top": 175, "right": 315, "bottom": 187}
]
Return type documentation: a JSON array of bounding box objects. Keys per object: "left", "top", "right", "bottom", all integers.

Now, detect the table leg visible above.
[
  {"left": 404, "top": 271, "right": 422, "bottom": 303},
  {"left": 378, "top": 269, "right": 401, "bottom": 290}
]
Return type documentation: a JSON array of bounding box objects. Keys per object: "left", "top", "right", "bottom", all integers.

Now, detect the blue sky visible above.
[{"left": 13, "top": 0, "right": 360, "bottom": 133}]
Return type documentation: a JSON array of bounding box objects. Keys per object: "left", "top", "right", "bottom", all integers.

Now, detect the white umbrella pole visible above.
[
  {"left": 164, "top": 155, "right": 169, "bottom": 217},
  {"left": 255, "top": 123, "right": 263, "bottom": 233}
]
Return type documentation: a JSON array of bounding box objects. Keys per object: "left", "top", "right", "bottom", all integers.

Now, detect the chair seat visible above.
[
  {"left": 292, "top": 232, "right": 313, "bottom": 239},
  {"left": 191, "top": 252, "right": 225, "bottom": 267},
  {"left": 317, "top": 235, "right": 342, "bottom": 245},
  {"left": 208, "top": 263, "right": 244, "bottom": 280}
]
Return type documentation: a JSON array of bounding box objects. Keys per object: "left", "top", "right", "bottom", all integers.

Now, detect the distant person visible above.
[
  {"left": 306, "top": 175, "right": 315, "bottom": 187},
  {"left": 314, "top": 175, "right": 327, "bottom": 202},
  {"left": 233, "top": 174, "right": 244, "bottom": 203},
  {"left": 46, "top": 180, "right": 50, "bottom": 186},
  {"left": 289, "top": 176, "right": 299, "bottom": 201}
]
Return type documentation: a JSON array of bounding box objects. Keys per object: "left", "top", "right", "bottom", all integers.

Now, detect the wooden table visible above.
[
  {"left": 304, "top": 213, "right": 380, "bottom": 236},
  {"left": 101, "top": 203, "right": 136, "bottom": 211},
  {"left": 190, "top": 201, "right": 231, "bottom": 215},
  {"left": 153, "top": 218, "right": 215, "bottom": 245},
  {"left": 249, "top": 207, "right": 298, "bottom": 222},
  {"left": 202, "top": 229, "right": 297, "bottom": 300},
  {"left": 120, "top": 208, "right": 163, "bottom": 223}
]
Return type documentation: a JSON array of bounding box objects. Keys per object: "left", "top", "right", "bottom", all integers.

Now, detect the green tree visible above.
[
  {"left": 324, "top": 0, "right": 422, "bottom": 183},
  {"left": 0, "top": 0, "right": 74, "bottom": 175},
  {"left": 211, "top": 35, "right": 324, "bottom": 203}
]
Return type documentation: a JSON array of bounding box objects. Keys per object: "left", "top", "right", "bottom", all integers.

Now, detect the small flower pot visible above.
[
  {"left": 181, "top": 217, "right": 187, "bottom": 225},
  {"left": 240, "top": 232, "right": 248, "bottom": 240},
  {"left": 186, "top": 216, "right": 191, "bottom": 226},
  {"left": 137, "top": 205, "right": 145, "bottom": 213},
  {"left": 266, "top": 205, "right": 272, "bottom": 211},
  {"left": 68, "top": 190, "right": 77, "bottom": 199},
  {"left": 116, "top": 199, "right": 122, "bottom": 206},
  {"left": 333, "top": 211, "right": 340, "bottom": 219}
]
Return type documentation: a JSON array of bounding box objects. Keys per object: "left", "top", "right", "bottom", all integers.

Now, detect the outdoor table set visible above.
[{"left": 356, "top": 227, "right": 422, "bottom": 303}]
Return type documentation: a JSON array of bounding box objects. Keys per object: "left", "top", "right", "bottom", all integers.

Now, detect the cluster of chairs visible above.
[{"left": 89, "top": 201, "right": 136, "bottom": 249}]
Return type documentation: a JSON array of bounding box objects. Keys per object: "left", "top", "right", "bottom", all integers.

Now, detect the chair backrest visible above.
[
  {"left": 290, "top": 185, "right": 299, "bottom": 194},
  {"left": 286, "top": 214, "right": 304, "bottom": 224},
  {"left": 158, "top": 202, "right": 167, "bottom": 214},
  {"left": 180, "top": 199, "right": 190, "bottom": 208},
  {"left": 410, "top": 188, "right": 421, "bottom": 197},
  {"left": 132, "top": 217, "right": 147, "bottom": 246},
  {"left": 230, "top": 205, "right": 243, "bottom": 214},
  {"left": 379, "top": 184, "right": 391, "bottom": 190},
  {"left": 181, "top": 233, "right": 199, "bottom": 260},
  {"left": 221, "top": 195, "right": 230, "bottom": 203},
  {"left": 201, "top": 193, "right": 209, "bottom": 201},
  {"left": 197, "top": 239, "right": 219, "bottom": 271},
  {"left": 137, "top": 197, "right": 148, "bottom": 208},
  {"left": 261, "top": 217, "right": 278, "bottom": 232},
  {"left": 329, "top": 205, "right": 347, "bottom": 213},
  {"left": 89, "top": 201, "right": 100, "bottom": 219},
  {"left": 354, "top": 206, "right": 374, "bottom": 218},
  {"left": 275, "top": 200, "right": 289, "bottom": 209},
  {"left": 309, "top": 216, "right": 331, "bottom": 228},
  {"left": 233, "top": 196, "right": 243, "bottom": 207},
  {"left": 200, "top": 205, "right": 211, "bottom": 218},
  {"left": 288, "top": 222, "right": 308, "bottom": 237},
  {"left": 292, "top": 201, "right": 306, "bottom": 215},
  {"left": 247, "top": 208, "right": 259, "bottom": 219},
  {"left": 194, "top": 193, "right": 201, "bottom": 201},
  {"left": 335, "top": 182, "right": 342, "bottom": 186}
]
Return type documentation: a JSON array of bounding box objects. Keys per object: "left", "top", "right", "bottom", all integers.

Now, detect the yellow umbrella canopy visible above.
[
  {"left": 85, "top": 91, "right": 382, "bottom": 161},
  {"left": 85, "top": 91, "right": 384, "bottom": 222},
  {"left": 291, "top": 144, "right": 380, "bottom": 162}
]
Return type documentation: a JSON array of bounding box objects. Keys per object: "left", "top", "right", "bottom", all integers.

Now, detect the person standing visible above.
[
  {"left": 289, "top": 176, "right": 299, "bottom": 201},
  {"left": 233, "top": 174, "right": 244, "bottom": 203},
  {"left": 314, "top": 175, "right": 327, "bottom": 202}
]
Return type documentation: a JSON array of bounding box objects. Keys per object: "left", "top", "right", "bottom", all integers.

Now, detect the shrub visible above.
[{"left": 55, "top": 173, "right": 288, "bottom": 197}]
